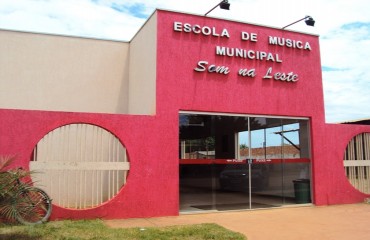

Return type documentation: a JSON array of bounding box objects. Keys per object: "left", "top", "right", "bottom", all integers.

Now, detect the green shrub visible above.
[{"left": 0, "top": 155, "right": 35, "bottom": 223}]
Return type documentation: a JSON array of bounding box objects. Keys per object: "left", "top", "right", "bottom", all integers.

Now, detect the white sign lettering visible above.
[
  {"left": 268, "top": 36, "right": 311, "bottom": 50},
  {"left": 216, "top": 46, "right": 282, "bottom": 63},
  {"left": 194, "top": 61, "right": 298, "bottom": 82},
  {"left": 174, "top": 21, "right": 311, "bottom": 83},
  {"left": 241, "top": 32, "right": 258, "bottom": 42},
  {"left": 174, "top": 22, "right": 230, "bottom": 38},
  {"left": 238, "top": 68, "right": 256, "bottom": 77},
  {"left": 194, "top": 61, "right": 230, "bottom": 74},
  {"left": 263, "top": 67, "right": 299, "bottom": 82}
]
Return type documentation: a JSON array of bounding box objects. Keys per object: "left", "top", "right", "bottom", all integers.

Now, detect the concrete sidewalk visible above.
[{"left": 105, "top": 203, "right": 370, "bottom": 240}]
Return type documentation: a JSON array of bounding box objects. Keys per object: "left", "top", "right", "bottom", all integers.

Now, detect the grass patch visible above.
[{"left": 0, "top": 219, "right": 246, "bottom": 240}]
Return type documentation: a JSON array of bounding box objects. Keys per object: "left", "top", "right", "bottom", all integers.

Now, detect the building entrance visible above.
[{"left": 179, "top": 112, "right": 312, "bottom": 212}]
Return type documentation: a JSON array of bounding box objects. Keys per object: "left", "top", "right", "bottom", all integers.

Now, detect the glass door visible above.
[
  {"left": 214, "top": 116, "right": 250, "bottom": 211},
  {"left": 179, "top": 113, "right": 311, "bottom": 213},
  {"left": 281, "top": 119, "right": 311, "bottom": 204},
  {"left": 248, "top": 117, "right": 285, "bottom": 208},
  {"left": 179, "top": 114, "right": 215, "bottom": 212}
]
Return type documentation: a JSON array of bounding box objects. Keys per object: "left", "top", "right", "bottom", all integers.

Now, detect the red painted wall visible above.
[
  {"left": 0, "top": 109, "right": 179, "bottom": 219},
  {"left": 155, "top": 10, "right": 370, "bottom": 206},
  {"left": 313, "top": 123, "right": 370, "bottom": 205},
  {"left": 0, "top": 10, "right": 369, "bottom": 220},
  {"left": 156, "top": 11, "right": 325, "bottom": 120}
]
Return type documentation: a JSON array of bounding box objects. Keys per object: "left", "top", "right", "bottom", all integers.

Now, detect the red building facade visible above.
[{"left": 0, "top": 10, "right": 369, "bottom": 220}]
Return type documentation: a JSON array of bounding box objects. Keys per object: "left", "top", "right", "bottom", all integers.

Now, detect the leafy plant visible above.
[
  {"left": 0, "top": 155, "right": 34, "bottom": 223},
  {"left": 0, "top": 155, "right": 14, "bottom": 172}
]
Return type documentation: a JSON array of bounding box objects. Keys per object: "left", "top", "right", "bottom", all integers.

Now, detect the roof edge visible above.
[{"left": 0, "top": 27, "right": 129, "bottom": 43}]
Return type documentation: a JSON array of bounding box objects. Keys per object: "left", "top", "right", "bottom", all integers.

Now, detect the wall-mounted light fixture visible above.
[
  {"left": 282, "top": 16, "right": 315, "bottom": 29},
  {"left": 205, "top": 0, "right": 230, "bottom": 16}
]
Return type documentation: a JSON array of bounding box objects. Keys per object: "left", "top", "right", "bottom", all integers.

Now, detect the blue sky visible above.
[{"left": 0, "top": 0, "right": 369, "bottom": 123}]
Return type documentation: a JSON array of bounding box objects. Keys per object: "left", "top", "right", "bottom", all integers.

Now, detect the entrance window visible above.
[
  {"left": 179, "top": 115, "right": 236, "bottom": 160},
  {"left": 179, "top": 112, "right": 311, "bottom": 213}
]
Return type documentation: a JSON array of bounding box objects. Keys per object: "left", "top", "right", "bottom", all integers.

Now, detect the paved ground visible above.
[{"left": 105, "top": 203, "right": 370, "bottom": 240}]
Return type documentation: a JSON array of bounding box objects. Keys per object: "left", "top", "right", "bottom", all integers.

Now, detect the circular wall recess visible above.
[
  {"left": 343, "top": 133, "right": 370, "bottom": 194},
  {"left": 30, "top": 124, "right": 129, "bottom": 209}
]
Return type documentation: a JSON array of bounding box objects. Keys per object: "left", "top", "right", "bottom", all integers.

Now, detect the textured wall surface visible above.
[{"left": 0, "top": 30, "right": 130, "bottom": 114}]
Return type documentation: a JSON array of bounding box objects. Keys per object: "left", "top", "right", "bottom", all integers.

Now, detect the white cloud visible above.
[
  {"left": 0, "top": 0, "right": 369, "bottom": 122},
  {"left": 323, "top": 68, "right": 370, "bottom": 122},
  {"left": 0, "top": 0, "right": 145, "bottom": 40},
  {"left": 319, "top": 16, "right": 370, "bottom": 122}
]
